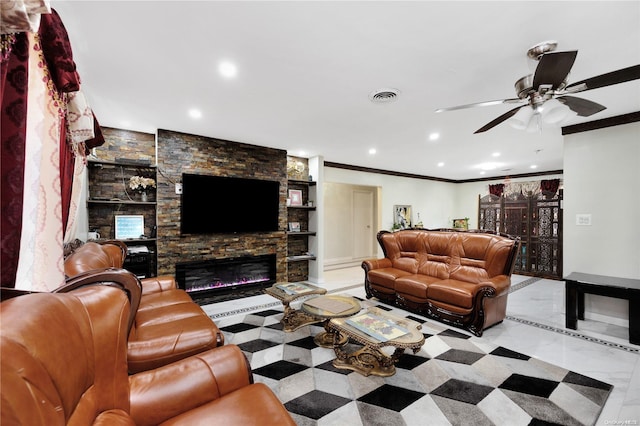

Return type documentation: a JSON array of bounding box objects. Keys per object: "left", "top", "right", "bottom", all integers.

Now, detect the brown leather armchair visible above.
[
  {"left": 63, "top": 241, "right": 224, "bottom": 373},
  {"left": 0, "top": 270, "right": 295, "bottom": 425}
]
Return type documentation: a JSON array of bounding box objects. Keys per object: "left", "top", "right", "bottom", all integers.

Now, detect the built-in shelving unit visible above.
[
  {"left": 87, "top": 159, "right": 157, "bottom": 277},
  {"left": 286, "top": 173, "right": 317, "bottom": 281}
]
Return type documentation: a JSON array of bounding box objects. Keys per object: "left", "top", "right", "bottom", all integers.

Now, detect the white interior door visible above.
[{"left": 353, "top": 189, "right": 375, "bottom": 259}]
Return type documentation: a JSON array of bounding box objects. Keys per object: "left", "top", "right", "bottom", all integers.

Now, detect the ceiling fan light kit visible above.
[{"left": 435, "top": 41, "right": 640, "bottom": 133}]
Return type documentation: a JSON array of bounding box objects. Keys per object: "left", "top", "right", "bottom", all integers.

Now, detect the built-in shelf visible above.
[
  {"left": 287, "top": 179, "right": 316, "bottom": 186},
  {"left": 287, "top": 205, "right": 316, "bottom": 210},
  {"left": 286, "top": 231, "right": 316, "bottom": 236},
  {"left": 88, "top": 155, "right": 158, "bottom": 277},
  {"left": 286, "top": 255, "right": 317, "bottom": 262},
  {"left": 88, "top": 158, "right": 156, "bottom": 168},
  {"left": 286, "top": 174, "right": 317, "bottom": 280},
  {"left": 88, "top": 199, "right": 156, "bottom": 205}
]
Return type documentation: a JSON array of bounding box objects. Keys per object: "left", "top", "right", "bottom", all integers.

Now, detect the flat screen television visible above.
[{"left": 181, "top": 173, "right": 280, "bottom": 234}]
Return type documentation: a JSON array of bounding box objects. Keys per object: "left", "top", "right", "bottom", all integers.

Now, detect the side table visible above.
[
  {"left": 565, "top": 272, "right": 640, "bottom": 345},
  {"left": 265, "top": 283, "right": 327, "bottom": 332}
]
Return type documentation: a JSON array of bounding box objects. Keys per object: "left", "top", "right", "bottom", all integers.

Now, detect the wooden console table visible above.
[{"left": 564, "top": 272, "right": 640, "bottom": 345}]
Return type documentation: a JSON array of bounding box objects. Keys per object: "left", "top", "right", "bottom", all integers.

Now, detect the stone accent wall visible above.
[
  {"left": 97, "top": 127, "right": 156, "bottom": 163},
  {"left": 156, "top": 129, "right": 288, "bottom": 281}
]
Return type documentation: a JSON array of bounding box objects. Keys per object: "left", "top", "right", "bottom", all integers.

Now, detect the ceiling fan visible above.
[{"left": 435, "top": 41, "right": 640, "bottom": 133}]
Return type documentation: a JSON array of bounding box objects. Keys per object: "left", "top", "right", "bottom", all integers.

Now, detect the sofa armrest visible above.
[
  {"left": 140, "top": 275, "right": 179, "bottom": 295},
  {"left": 362, "top": 258, "right": 392, "bottom": 271},
  {"left": 480, "top": 275, "right": 511, "bottom": 297},
  {"left": 129, "top": 345, "right": 253, "bottom": 426}
]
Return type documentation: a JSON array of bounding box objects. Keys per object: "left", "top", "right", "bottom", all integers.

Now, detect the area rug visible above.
[{"left": 216, "top": 296, "right": 613, "bottom": 426}]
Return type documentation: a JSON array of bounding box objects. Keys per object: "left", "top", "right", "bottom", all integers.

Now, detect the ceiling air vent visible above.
[{"left": 369, "top": 88, "right": 400, "bottom": 103}]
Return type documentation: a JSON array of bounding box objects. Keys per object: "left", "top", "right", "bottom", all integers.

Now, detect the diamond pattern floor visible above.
[{"left": 218, "top": 296, "right": 612, "bottom": 426}]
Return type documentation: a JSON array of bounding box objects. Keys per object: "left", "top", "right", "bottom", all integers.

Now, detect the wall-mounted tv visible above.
[{"left": 181, "top": 173, "right": 280, "bottom": 234}]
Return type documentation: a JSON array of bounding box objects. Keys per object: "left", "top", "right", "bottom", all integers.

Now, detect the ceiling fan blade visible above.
[
  {"left": 435, "top": 98, "right": 522, "bottom": 113},
  {"left": 474, "top": 105, "right": 526, "bottom": 134},
  {"left": 532, "top": 50, "right": 578, "bottom": 91},
  {"left": 556, "top": 95, "right": 606, "bottom": 117},
  {"left": 564, "top": 64, "right": 640, "bottom": 93}
]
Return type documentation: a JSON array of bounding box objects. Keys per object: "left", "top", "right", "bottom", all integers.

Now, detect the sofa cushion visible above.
[
  {"left": 426, "top": 279, "right": 478, "bottom": 309},
  {"left": 367, "top": 268, "right": 412, "bottom": 290},
  {"left": 128, "top": 315, "right": 221, "bottom": 373},
  {"left": 137, "top": 289, "right": 195, "bottom": 312},
  {"left": 156, "top": 383, "right": 296, "bottom": 426},
  {"left": 134, "top": 302, "right": 206, "bottom": 327},
  {"left": 451, "top": 233, "right": 514, "bottom": 282},
  {"left": 395, "top": 274, "right": 441, "bottom": 300}
]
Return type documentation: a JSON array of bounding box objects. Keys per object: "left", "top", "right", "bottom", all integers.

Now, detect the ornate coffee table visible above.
[
  {"left": 327, "top": 306, "right": 425, "bottom": 377},
  {"left": 300, "top": 295, "right": 362, "bottom": 347},
  {"left": 265, "top": 283, "right": 327, "bottom": 332}
]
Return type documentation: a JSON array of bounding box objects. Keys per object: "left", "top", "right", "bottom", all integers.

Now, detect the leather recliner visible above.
[
  {"left": 0, "top": 269, "right": 296, "bottom": 425},
  {"left": 63, "top": 241, "right": 224, "bottom": 373}
]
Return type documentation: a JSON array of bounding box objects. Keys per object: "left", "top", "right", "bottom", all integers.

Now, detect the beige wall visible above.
[{"left": 563, "top": 121, "right": 640, "bottom": 323}]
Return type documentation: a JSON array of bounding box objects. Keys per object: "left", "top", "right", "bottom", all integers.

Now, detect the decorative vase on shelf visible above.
[{"left": 141, "top": 191, "right": 148, "bottom": 202}]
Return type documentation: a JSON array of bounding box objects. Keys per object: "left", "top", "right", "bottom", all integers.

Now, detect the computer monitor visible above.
[{"left": 115, "top": 215, "right": 145, "bottom": 239}]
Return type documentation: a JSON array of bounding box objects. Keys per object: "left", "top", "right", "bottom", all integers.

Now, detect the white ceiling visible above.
[{"left": 54, "top": 1, "right": 640, "bottom": 181}]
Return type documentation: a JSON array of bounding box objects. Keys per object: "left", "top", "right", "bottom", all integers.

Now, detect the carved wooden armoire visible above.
[{"left": 478, "top": 181, "right": 562, "bottom": 279}]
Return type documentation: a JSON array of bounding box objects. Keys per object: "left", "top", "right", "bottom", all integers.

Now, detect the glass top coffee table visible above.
[
  {"left": 327, "top": 306, "right": 425, "bottom": 377},
  {"left": 265, "top": 282, "right": 327, "bottom": 332},
  {"left": 300, "top": 295, "right": 362, "bottom": 348}
]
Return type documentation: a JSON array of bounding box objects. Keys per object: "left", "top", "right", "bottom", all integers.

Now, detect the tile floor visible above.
[{"left": 202, "top": 267, "right": 640, "bottom": 425}]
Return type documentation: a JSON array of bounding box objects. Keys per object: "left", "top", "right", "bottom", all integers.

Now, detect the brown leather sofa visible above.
[
  {"left": 0, "top": 270, "right": 296, "bottom": 425},
  {"left": 362, "top": 229, "right": 520, "bottom": 336},
  {"left": 63, "top": 240, "right": 224, "bottom": 373}
]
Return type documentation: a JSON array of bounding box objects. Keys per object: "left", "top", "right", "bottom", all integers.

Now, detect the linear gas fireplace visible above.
[{"left": 175, "top": 254, "right": 276, "bottom": 300}]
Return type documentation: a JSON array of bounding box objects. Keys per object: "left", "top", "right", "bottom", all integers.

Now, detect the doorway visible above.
[{"left": 324, "top": 182, "right": 379, "bottom": 270}]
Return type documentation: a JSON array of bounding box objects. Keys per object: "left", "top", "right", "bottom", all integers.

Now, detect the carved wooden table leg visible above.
[
  {"left": 313, "top": 319, "right": 349, "bottom": 348},
  {"left": 281, "top": 302, "right": 320, "bottom": 332},
  {"left": 331, "top": 332, "right": 401, "bottom": 377}
]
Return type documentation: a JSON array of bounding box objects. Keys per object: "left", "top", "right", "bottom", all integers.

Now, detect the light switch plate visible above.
[{"left": 576, "top": 214, "right": 591, "bottom": 226}]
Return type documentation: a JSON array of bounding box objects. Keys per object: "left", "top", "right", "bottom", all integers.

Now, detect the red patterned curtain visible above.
[
  {"left": 1, "top": 8, "right": 105, "bottom": 287},
  {"left": 38, "top": 9, "right": 80, "bottom": 236},
  {"left": 489, "top": 183, "right": 504, "bottom": 197},
  {"left": 0, "top": 33, "right": 29, "bottom": 287},
  {"left": 541, "top": 179, "right": 560, "bottom": 196}
]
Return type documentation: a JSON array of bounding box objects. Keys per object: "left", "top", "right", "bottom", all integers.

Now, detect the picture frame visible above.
[
  {"left": 453, "top": 218, "right": 469, "bottom": 230},
  {"left": 394, "top": 205, "right": 412, "bottom": 229},
  {"left": 288, "top": 189, "right": 303, "bottom": 206},
  {"left": 288, "top": 221, "right": 301, "bottom": 232}
]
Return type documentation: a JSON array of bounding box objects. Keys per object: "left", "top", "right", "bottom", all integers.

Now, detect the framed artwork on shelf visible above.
[
  {"left": 288, "top": 222, "right": 301, "bottom": 232},
  {"left": 288, "top": 189, "right": 303, "bottom": 206},
  {"left": 394, "top": 205, "right": 412, "bottom": 229},
  {"left": 453, "top": 218, "right": 469, "bottom": 229}
]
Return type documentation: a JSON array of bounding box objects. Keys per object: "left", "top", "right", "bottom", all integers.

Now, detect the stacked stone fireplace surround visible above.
[{"left": 100, "top": 127, "right": 300, "bottom": 296}]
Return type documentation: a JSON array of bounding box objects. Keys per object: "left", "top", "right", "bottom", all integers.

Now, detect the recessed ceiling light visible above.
[
  {"left": 477, "top": 162, "right": 503, "bottom": 171},
  {"left": 492, "top": 152, "right": 501, "bottom": 157},
  {"left": 530, "top": 164, "right": 538, "bottom": 169},
  {"left": 429, "top": 132, "right": 440, "bottom": 141},
  {"left": 437, "top": 162, "right": 444, "bottom": 167},
  {"left": 369, "top": 148, "right": 377, "bottom": 155},
  {"left": 218, "top": 61, "right": 237, "bottom": 78},
  {"left": 480, "top": 171, "right": 486, "bottom": 175},
  {"left": 188, "top": 109, "right": 202, "bottom": 119}
]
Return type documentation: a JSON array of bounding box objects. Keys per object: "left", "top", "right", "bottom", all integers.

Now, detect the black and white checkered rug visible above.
[{"left": 216, "top": 296, "right": 612, "bottom": 426}]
